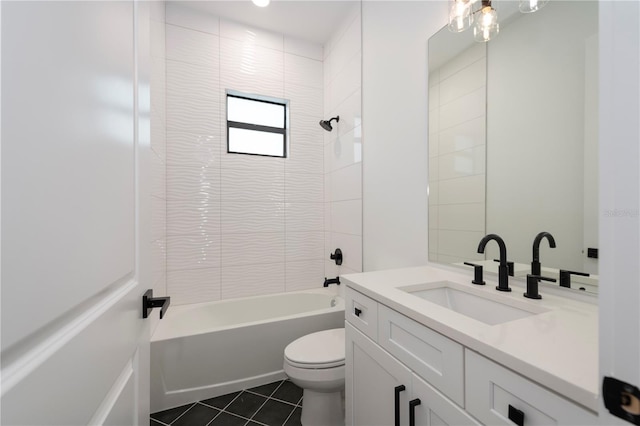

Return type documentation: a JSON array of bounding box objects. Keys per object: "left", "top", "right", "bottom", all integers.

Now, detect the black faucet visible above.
[
  {"left": 559, "top": 270, "right": 590, "bottom": 288},
  {"left": 531, "top": 232, "right": 556, "bottom": 275},
  {"left": 477, "top": 234, "right": 511, "bottom": 292},
  {"left": 524, "top": 274, "right": 557, "bottom": 299},
  {"left": 323, "top": 276, "right": 340, "bottom": 287}
]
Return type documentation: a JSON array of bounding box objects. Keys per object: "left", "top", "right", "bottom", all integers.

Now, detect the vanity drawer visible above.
[
  {"left": 345, "top": 288, "right": 378, "bottom": 341},
  {"left": 465, "top": 350, "right": 597, "bottom": 425},
  {"left": 378, "top": 304, "right": 464, "bottom": 407}
]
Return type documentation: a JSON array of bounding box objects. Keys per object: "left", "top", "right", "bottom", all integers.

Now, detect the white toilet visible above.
[{"left": 283, "top": 328, "right": 345, "bottom": 426}]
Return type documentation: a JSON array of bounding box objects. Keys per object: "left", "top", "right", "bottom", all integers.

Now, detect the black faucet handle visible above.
[
  {"left": 330, "top": 248, "right": 343, "bottom": 265},
  {"left": 559, "top": 270, "right": 590, "bottom": 288},
  {"left": 524, "top": 274, "right": 556, "bottom": 300},
  {"left": 493, "top": 259, "right": 515, "bottom": 276},
  {"left": 463, "top": 262, "right": 486, "bottom": 285}
]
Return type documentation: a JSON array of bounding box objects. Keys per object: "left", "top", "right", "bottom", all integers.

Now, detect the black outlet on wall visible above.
[{"left": 587, "top": 248, "right": 599, "bottom": 259}]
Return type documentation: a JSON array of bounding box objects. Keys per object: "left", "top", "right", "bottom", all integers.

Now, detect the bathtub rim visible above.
[{"left": 151, "top": 287, "right": 344, "bottom": 343}]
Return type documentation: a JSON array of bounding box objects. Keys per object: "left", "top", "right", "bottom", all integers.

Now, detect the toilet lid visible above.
[{"left": 284, "top": 328, "right": 345, "bottom": 368}]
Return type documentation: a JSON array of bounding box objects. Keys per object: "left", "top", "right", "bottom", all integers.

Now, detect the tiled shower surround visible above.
[{"left": 163, "top": 4, "right": 362, "bottom": 305}]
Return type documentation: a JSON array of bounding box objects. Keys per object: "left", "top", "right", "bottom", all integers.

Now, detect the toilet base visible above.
[{"left": 300, "top": 389, "right": 344, "bottom": 426}]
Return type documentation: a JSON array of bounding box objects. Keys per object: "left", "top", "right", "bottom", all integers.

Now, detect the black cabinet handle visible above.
[
  {"left": 394, "top": 385, "right": 406, "bottom": 426},
  {"left": 142, "top": 289, "right": 170, "bottom": 319},
  {"left": 409, "top": 398, "right": 421, "bottom": 426},
  {"left": 354, "top": 307, "right": 362, "bottom": 317},
  {"left": 508, "top": 405, "right": 524, "bottom": 426}
]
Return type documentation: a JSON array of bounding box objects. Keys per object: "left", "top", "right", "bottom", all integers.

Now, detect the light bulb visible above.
[
  {"left": 519, "top": 0, "right": 548, "bottom": 13},
  {"left": 473, "top": 6, "right": 499, "bottom": 42},
  {"left": 252, "top": 0, "right": 270, "bottom": 7},
  {"left": 448, "top": 0, "right": 473, "bottom": 33}
]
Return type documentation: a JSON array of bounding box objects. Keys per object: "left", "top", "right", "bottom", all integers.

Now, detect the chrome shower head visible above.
[{"left": 319, "top": 116, "right": 340, "bottom": 132}]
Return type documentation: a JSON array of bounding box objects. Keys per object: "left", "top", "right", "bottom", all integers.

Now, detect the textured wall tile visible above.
[
  {"left": 167, "top": 234, "right": 221, "bottom": 271},
  {"left": 151, "top": 195, "right": 166, "bottom": 243},
  {"left": 151, "top": 238, "right": 167, "bottom": 287},
  {"left": 286, "top": 231, "right": 325, "bottom": 262},
  {"left": 286, "top": 139, "right": 324, "bottom": 175},
  {"left": 285, "top": 54, "right": 323, "bottom": 89},
  {"left": 284, "top": 37, "right": 323, "bottom": 61},
  {"left": 167, "top": 164, "right": 221, "bottom": 201},
  {"left": 167, "top": 59, "right": 220, "bottom": 102},
  {"left": 221, "top": 263, "right": 285, "bottom": 299},
  {"left": 166, "top": 93, "right": 221, "bottom": 135},
  {"left": 167, "top": 267, "right": 221, "bottom": 305},
  {"left": 167, "top": 199, "right": 220, "bottom": 236},
  {"left": 221, "top": 164, "right": 285, "bottom": 202},
  {"left": 285, "top": 260, "right": 325, "bottom": 292},
  {"left": 286, "top": 202, "right": 324, "bottom": 233},
  {"left": 167, "top": 130, "right": 221, "bottom": 168},
  {"left": 166, "top": 24, "right": 219, "bottom": 67},
  {"left": 221, "top": 232, "right": 285, "bottom": 267},
  {"left": 286, "top": 84, "right": 323, "bottom": 118},
  {"left": 150, "top": 152, "right": 166, "bottom": 200},
  {"left": 285, "top": 171, "right": 323, "bottom": 203},
  {"left": 220, "top": 38, "right": 284, "bottom": 98},
  {"left": 221, "top": 201, "right": 285, "bottom": 234},
  {"left": 220, "top": 19, "right": 283, "bottom": 51},
  {"left": 326, "top": 53, "right": 361, "bottom": 113}
]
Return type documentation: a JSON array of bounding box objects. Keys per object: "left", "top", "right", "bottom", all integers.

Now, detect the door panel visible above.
[{"left": 1, "top": 1, "right": 151, "bottom": 424}]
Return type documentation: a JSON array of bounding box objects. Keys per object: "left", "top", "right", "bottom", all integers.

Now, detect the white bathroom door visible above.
[
  {"left": 1, "top": 1, "right": 153, "bottom": 424},
  {"left": 598, "top": 1, "right": 640, "bottom": 425}
]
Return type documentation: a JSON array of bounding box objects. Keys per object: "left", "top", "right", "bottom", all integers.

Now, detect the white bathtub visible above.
[{"left": 150, "top": 288, "right": 345, "bottom": 412}]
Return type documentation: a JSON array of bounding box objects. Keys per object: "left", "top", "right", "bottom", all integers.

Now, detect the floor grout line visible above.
[
  {"left": 279, "top": 404, "right": 298, "bottom": 426},
  {"left": 166, "top": 402, "right": 197, "bottom": 425}
]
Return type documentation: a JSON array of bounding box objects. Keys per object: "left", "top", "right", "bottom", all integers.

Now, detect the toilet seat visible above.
[{"left": 284, "top": 328, "right": 345, "bottom": 369}]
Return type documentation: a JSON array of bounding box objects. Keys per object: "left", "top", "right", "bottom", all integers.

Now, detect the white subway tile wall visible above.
[
  {"left": 164, "top": 4, "right": 360, "bottom": 305},
  {"left": 428, "top": 44, "right": 486, "bottom": 263},
  {"left": 150, "top": 1, "right": 167, "bottom": 301},
  {"left": 324, "top": 3, "right": 363, "bottom": 278}
]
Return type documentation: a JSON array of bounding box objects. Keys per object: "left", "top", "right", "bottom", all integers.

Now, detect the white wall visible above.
[
  {"left": 323, "top": 3, "right": 363, "bottom": 279},
  {"left": 428, "top": 43, "right": 487, "bottom": 264},
  {"left": 164, "top": 5, "right": 325, "bottom": 305},
  {"left": 362, "top": 1, "right": 448, "bottom": 271},
  {"left": 598, "top": 1, "right": 640, "bottom": 422}
]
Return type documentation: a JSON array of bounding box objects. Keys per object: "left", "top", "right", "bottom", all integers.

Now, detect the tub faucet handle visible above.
[
  {"left": 330, "top": 248, "right": 343, "bottom": 265},
  {"left": 323, "top": 276, "right": 340, "bottom": 287},
  {"left": 142, "top": 289, "right": 171, "bottom": 319}
]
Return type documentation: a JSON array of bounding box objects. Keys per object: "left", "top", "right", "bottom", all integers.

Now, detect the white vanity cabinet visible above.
[
  {"left": 346, "top": 323, "right": 480, "bottom": 426},
  {"left": 345, "top": 287, "right": 598, "bottom": 426}
]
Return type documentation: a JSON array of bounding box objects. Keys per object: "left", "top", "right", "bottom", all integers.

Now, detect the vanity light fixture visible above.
[
  {"left": 448, "top": 0, "right": 499, "bottom": 41},
  {"left": 252, "top": 0, "right": 270, "bottom": 7},
  {"left": 448, "top": 0, "right": 547, "bottom": 41},
  {"left": 519, "top": 0, "right": 548, "bottom": 13}
]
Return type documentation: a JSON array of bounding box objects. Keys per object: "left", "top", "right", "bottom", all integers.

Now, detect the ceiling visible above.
[{"left": 173, "top": 0, "right": 358, "bottom": 45}]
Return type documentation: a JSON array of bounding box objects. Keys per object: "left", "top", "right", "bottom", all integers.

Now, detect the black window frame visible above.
[{"left": 226, "top": 93, "right": 288, "bottom": 158}]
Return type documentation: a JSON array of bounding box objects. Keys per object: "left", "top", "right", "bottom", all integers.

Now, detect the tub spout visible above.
[{"left": 324, "top": 276, "right": 340, "bottom": 287}]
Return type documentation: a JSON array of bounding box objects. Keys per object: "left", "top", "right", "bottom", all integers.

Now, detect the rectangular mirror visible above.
[{"left": 428, "top": 0, "right": 599, "bottom": 293}]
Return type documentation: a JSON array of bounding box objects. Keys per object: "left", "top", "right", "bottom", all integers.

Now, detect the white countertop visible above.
[{"left": 342, "top": 265, "right": 599, "bottom": 412}]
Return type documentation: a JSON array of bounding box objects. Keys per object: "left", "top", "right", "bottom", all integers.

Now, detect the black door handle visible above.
[
  {"left": 508, "top": 404, "right": 524, "bottom": 426},
  {"left": 409, "top": 398, "right": 421, "bottom": 426},
  {"left": 142, "top": 289, "right": 170, "bottom": 319},
  {"left": 394, "top": 385, "right": 406, "bottom": 426},
  {"left": 354, "top": 307, "right": 362, "bottom": 317}
]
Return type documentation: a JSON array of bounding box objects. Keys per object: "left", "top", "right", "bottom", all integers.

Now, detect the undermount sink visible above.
[{"left": 400, "top": 281, "right": 548, "bottom": 325}]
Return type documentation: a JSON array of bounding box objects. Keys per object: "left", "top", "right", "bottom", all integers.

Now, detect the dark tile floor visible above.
[{"left": 151, "top": 380, "right": 303, "bottom": 426}]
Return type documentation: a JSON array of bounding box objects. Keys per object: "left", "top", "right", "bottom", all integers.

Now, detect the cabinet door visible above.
[
  {"left": 346, "top": 323, "right": 413, "bottom": 426},
  {"left": 412, "top": 374, "right": 481, "bottom": 426}
]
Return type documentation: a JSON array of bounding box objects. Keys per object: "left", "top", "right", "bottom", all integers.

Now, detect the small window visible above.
[{"left": 227, "top": 92, "right": 288, "bottom": 158}]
